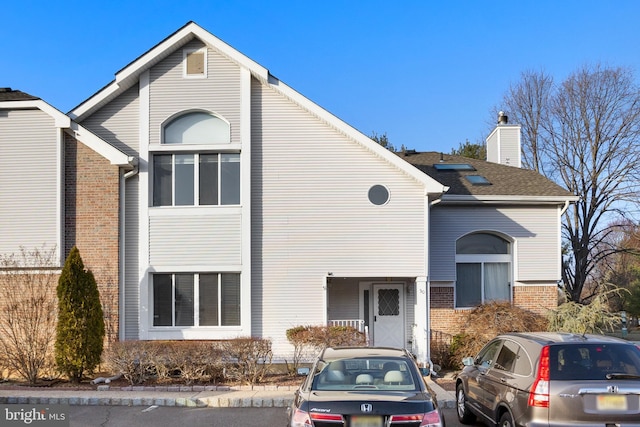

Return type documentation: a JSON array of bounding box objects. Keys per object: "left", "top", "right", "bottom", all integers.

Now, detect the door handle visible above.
[{"left": 374, "top": 316, "right": 377, "bottom": 322}]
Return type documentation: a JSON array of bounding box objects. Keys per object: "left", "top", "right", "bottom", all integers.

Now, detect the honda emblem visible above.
[{"left": 361, "top": 403, "right": 373, "bottom": 413}]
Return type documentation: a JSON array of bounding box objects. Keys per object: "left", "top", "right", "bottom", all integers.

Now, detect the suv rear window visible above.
[{"left": 549, "top": 343, "right": 640, "bottom": 380}]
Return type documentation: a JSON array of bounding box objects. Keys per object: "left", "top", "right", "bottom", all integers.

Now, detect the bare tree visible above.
[
  {"left": 498, "top": 69, "right": 554, "bottom": 173},
  {"left": 498, "top": 64, "right": 640, "bottom": 302},
  {"left": 0, "top": 246, "right": 59, "bottom": 383}
]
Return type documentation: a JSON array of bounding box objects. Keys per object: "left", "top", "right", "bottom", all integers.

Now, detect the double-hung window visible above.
[
  {"left": 455, "top": 232, "right": 512, "bottom": 307},
  {"left": 153, "top": 273, "right": 241, "bottom": 327},
  {"left": 152, "top": 111, "right": 239, "bottom": 207}
]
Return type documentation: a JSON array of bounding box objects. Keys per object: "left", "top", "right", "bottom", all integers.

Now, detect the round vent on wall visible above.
[{"left": 368, "top": 185, "right": 390, "bottom": 205}]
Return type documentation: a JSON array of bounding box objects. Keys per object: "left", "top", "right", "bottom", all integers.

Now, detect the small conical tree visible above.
[{"left": 55, "top": 246, "right": 105, "bottom": 382}]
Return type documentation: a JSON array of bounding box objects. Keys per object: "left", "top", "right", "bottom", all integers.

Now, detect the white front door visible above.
[{"left": 372, "top": 283, "right": 404, "bottom": 348}]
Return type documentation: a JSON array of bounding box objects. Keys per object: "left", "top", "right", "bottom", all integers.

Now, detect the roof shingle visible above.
[
  {"left": 398, "top": 151, "right": 575, "bottom": 198},
  {"left": 0, "top": 88, "right": 39, "bottom": 102}
]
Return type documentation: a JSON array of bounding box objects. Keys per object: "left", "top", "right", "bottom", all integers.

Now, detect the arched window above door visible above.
[{"left": 163, "top": 111, "right": 230, "bottom": 145}]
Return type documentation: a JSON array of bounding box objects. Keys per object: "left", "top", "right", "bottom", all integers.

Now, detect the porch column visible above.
[{"left": 415, "top": 276, "right": 429, "bottom": 368}]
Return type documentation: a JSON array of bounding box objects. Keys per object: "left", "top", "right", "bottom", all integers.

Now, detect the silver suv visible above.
[{"left": 455, "top": 332, "right": 640, "bottom": 426}]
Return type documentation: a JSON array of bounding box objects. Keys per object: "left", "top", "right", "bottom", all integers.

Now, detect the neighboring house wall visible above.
[
  {"left": 64, "top": 134, "right": 121, "bottom": 342},
  {"left": 0, "top": 109, "right": 60, "bottom": 260},
  {"left": 429, "top": 204, "right": 560, "bottom": 339},
  {"left": 430, "top": 205, "right": 562, "bottom": 282},
  {"left": 251, "top": 78, "right": 428, "bottom": 354}
]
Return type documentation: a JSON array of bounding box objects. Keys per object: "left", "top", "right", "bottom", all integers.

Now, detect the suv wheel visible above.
[
  {"left": 456, "top": 383, "right": 476, "bottom": 424},
  {"left": 499, "top": 411, "right": 514, "bottom": 427}
]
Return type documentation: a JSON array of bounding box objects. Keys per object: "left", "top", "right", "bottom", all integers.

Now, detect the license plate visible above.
[
  {"left": 351, "top": 415, "right": 383, "bottom": 427},
  {"left": 596, "top": 394, "right": 628, "bottom": 411}
]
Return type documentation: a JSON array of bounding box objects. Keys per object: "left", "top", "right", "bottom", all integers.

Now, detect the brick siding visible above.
[
  {"left": 430, "top": 284, "right": 558, "bottom": 337},
  {"left": 64, "top": 135, "right": 121, "bottom": 342}
]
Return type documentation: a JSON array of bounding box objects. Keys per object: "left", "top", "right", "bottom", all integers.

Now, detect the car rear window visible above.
[
  {"left": 312, "top": 357, "right": 418, "bottom": 391},
  {"left": 549, "top": 343, "right": 640, "bottom": 380}
]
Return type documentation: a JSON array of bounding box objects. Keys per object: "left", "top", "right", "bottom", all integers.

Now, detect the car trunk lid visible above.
[{"left": 549, "top": 380, "right": 640, "bottom": 423}]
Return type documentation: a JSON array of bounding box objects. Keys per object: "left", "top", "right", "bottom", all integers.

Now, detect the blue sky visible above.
[{"left": 3, "top": 1, "right": 640, "bottom": 152}]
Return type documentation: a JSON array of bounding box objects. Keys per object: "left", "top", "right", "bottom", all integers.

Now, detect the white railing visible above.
[
  {"left": 329, "top": 319, "right": 365, "bottom": 332},
  {"left": 329, "top": 319, "right": 370, "bottom": 346}
]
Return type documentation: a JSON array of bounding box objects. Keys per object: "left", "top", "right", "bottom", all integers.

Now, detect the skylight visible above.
[
  {"left": 466, "top": 175, "right": 491, "bottom": 185},
  {"left": 433, "top": 163, "right": 476, "bottom": 171}
]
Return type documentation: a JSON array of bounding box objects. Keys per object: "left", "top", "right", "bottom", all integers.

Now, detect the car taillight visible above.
[
  {"left": 290, "top": 408, "right": 313, "bottom": 427},
  {"left": 390, "top": 410, "right": 443, "bottom": 427},
  {"left": 310, "top": 413, "right": 344, "bottom": 422},
  {"left": 528, "top": 345, "right": 550, "bottom": 408},
  {"left": 290, "top": 408, "right": 345, "bottom": 426}
]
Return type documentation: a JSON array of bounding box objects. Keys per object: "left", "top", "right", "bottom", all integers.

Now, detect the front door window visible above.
[{"left": 373, "top": 284, "right": 404, "bottom": 348}]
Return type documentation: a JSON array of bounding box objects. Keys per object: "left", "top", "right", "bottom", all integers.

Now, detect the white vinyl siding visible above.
[
  {"left": 149, "top": 40, "right": 241, "bottom": 146},
  {"left": 124, "top": 175, "right": 140, "bottom": 339},
  {"left": 80, "top": 85, "right": 140, "bottom": 154},
  {"left": 149, "top": 212, "right": 241, "bottom": 265},
  {"left": 430, "top": 205, "right": 560, "bottom": 282},
  {"left": 250, "top": 78, "right": 426, "bottom": 354},
  {"left": 0, "top": 109, "right": 59, "bottom": 258},
  {"left": 487, "top": 125, "right": 521, "bottom": 167}
]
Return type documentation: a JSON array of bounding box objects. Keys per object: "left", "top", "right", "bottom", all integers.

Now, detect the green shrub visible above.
[
  {"left": 547, "top": 289, "right": 623, "bottom": 334},
  {"left": 55, "top": 247, "right": 105, "bottom": 382}
]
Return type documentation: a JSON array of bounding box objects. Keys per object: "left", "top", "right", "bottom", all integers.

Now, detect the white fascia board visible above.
[
  {"left": 439, "top": 194, "right": 580, "bottom": 204},
  {"left": 70, "top": 22, "right": 268, "bottom": 121},
  {"left": 191, "top": 25, "right": 269, "bottom": 80},
  {"left": 260, "top": 76, "right": 448, "bottom": 196},
  {"left": 0, "top": 100, "right": 70, "bottom": 128},
  {"left": 68, "top": 83, "right": 120, "bottom": 121},
  {"left": 66, "top": 122, "right": 134, "bottom": 167}
]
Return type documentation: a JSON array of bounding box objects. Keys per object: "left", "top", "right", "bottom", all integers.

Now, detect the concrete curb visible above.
[{"left": 0, "top": 380, "right": 455, "bottom": 409}]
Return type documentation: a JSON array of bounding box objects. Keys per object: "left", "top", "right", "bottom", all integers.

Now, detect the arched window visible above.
[
  {"left": 152, "top": 111, "right": 239, "bottom": 207},
  {"left": 163, "top": 111, "right": 230, "bottom": 145},
  {"left": 455, "top": 232, "right": 512, "bottom": 307}
]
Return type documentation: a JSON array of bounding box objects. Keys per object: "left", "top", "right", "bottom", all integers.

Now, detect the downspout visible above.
[
  {"left": 560, "top": 199, "right": 570, "bottom": 215},
  {"left": 119, "top": 159, "right": 138, "bottom": 341}
]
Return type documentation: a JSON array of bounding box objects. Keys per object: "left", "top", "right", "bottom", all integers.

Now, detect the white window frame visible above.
[
  {"left": 151, "top": 273, "right": 241, "bottom": 328},
  {"left": 151, "top": 111, "right": 239, "bottom": 207},
  {"left": 151, "top": 152, "right": 240, "bottom": 207},
  {"left": 455, "top": 233, "right": 513, "bottom": 308}
]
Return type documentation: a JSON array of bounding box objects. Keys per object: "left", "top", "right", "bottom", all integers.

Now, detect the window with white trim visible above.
[
  {"left": 152, "top": 273, "right": 240, "bottom": 327},
  {"left": 455, "top": 232, "right": 512, "bottom": 307},
  {"left": 152, "top": 111, "right": 239, "bottom": 207}
]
